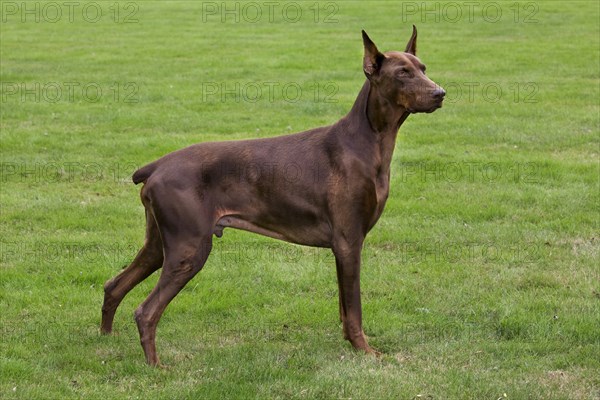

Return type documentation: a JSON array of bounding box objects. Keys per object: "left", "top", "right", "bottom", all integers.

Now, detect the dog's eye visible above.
[{"left": 397, "top": 68, "right": 410, "bottom": 78}]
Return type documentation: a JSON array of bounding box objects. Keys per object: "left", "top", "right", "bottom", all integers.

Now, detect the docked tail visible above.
[{"left": 132, "top": 162, "right": 158, "bottom": 185}]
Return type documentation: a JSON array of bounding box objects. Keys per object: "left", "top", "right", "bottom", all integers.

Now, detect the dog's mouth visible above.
[
  {"left": 425, "top": 102, "right": 443, "bottom": 113},
  {"left": 408, "top": 101, "right": 443, "bottom": 114}
]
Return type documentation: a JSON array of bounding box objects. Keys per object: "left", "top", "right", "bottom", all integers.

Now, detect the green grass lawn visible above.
[{"left": 1, "top": 1, "right": 599, "bottom": 399}]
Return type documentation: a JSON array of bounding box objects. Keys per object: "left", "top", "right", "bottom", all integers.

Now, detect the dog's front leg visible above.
[{"left": 332, "top": 237, "right": 376, "bottom": 354}]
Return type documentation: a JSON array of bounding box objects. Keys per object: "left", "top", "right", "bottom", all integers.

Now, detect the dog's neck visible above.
[
  {"left": 365, "top": 80, "right": 410, "bottom": 133},
  {"left": 343, "top": 79, "right": 410, "bottom": 171}
]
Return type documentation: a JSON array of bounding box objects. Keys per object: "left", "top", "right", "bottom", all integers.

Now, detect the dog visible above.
[{"left": 101, "top": 26, "right": 445, "bottom": 366}]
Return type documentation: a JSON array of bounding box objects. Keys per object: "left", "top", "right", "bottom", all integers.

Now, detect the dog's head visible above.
[{"left": 362, "top": 26, "right": 445, "bottom": 113}]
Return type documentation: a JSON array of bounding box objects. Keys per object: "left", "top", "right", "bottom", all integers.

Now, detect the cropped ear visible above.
[
  {"left": 362, "top": 30, "right": 385, "bottom": 77},
  {"left": 404, "top": 25, "right": 417, "bottom": 55}
]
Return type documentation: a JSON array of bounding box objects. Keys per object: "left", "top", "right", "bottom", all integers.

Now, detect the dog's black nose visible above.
[{"left": 433, "top": 88, "right": 446, "bottom": 98}]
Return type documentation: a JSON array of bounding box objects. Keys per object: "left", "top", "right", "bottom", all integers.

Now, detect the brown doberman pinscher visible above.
[{"left": 101, "top": 26, "right": 445, "bottom": 366}]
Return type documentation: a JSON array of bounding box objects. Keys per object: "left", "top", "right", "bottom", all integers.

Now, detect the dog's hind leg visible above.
[
  {"left": 133, "top": 191, "right": 214, "bottom": 366},
  {"left": 101, "top": 209, "right": 163, "bottom": 334}
]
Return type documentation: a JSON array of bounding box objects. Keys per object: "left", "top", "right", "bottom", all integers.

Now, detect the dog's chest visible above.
[
  {"left": 368, "top": 169, "right": 391, "bottom": 229},
  {"left": 377, "top": 168, "right": 390, "bottom": 203}
]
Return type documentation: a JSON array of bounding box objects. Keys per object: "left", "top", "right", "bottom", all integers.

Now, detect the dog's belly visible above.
[
  {"left": 209, "top": 160, "right": 333, "bottom": 247},
  {"left": 214, "top": 214, "right": 332, "bottom": 248}
]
